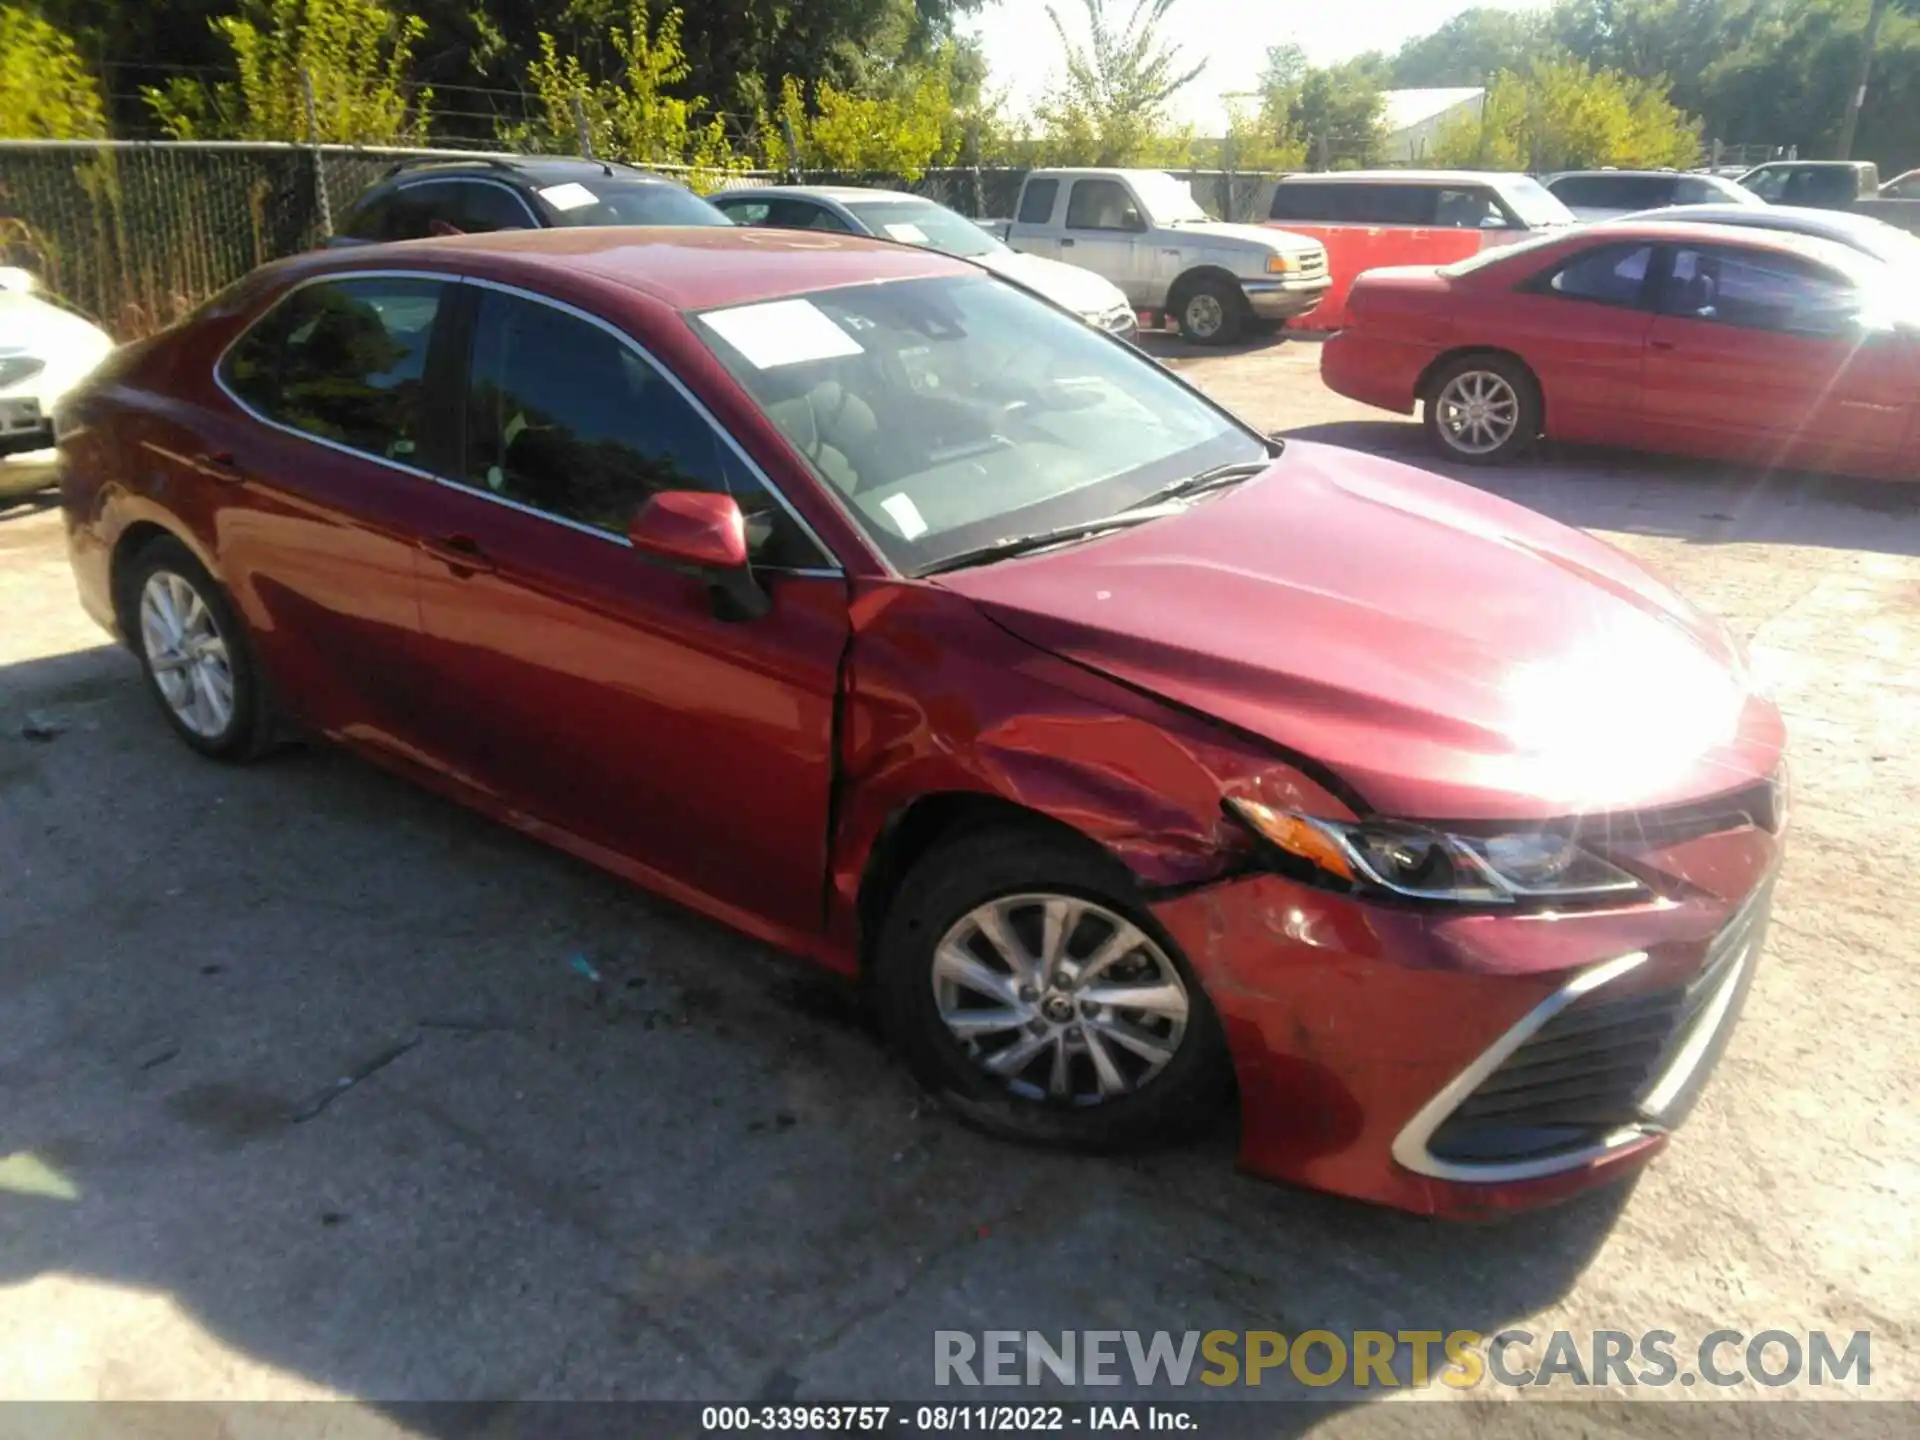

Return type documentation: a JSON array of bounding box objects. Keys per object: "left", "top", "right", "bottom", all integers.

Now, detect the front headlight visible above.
[
  {"left": 1225, "top": 799, "right": 1648, "bottom": 905},
  {"left": 1264, "top": 254, "right": 1295, "bottom": 274}
]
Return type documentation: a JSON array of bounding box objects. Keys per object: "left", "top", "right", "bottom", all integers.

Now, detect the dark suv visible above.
[{"left": 328, "top": 156, "right": 730, "bottom": 245}]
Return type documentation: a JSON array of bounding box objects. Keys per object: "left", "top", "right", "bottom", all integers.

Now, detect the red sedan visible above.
[
  {"left": 1322, "top": 219, "right": 1920, "bottom": 478},
  {"left": 59, "top": 228, "right": 1785, "bottom": 1216}
]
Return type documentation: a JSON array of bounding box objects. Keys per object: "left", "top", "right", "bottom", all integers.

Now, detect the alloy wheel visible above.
[
  {"left": 931, "top": 893, "right": 1191, "bottom": 1106},
  {"left": 138, "top": 570, "right": 236, "bottom": 739},
  {"left": 1435, "top": 370, "right": 1522, "bottom": 455}
]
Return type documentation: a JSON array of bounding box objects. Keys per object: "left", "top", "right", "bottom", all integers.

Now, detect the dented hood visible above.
[{"left": 933, "top": 441, "right": 1784, "bottom": 822}]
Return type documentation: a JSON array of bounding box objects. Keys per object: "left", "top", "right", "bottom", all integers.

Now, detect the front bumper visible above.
[
  {"left": 1150, "top": 795, "right": 1782, "bottom": 1217},
  {"left": 1240, "top": 275, "right": 1333, "bottom": 321}
]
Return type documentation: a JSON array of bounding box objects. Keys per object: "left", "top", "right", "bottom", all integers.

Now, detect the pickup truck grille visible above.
[{"left": 1292, "top": 249, "right": 1328, "bottom": 279}]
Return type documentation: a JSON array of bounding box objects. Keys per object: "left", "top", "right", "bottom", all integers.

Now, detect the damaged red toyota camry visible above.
[{"left": 58, "top": 228, "right": 1786, "bottom": 1216}]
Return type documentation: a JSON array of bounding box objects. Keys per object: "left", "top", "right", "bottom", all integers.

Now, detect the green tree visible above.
[
  {"left": 143, "top": 0, "right": 430, "bottom": 143},
  {"left": 1430, "top": 58, "right": 1701, "bottom": 171},
  {"left": 1033, "top": 0, "right": 1206, "bottom": 165},
  {"left": 1391, "top": 8, "right": 1554, "bottom": 88},
  {"left": 0, "top": 4, "right": 106, "bottom": 137},
  {"left": 762, "top": 45, "right": 965, "bottom": 179},
  {"left": 1270, "top": 54, "right": 1388, "bottom": 170}
]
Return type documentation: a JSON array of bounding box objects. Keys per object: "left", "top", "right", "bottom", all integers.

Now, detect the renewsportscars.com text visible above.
[{"left": 933, "top": 1329, "right": 1871, "bottom": 1391}]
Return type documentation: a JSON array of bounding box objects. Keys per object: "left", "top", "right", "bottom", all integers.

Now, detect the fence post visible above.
[
  {"left": 1314, "top": 132, "right": 1329, "bottom": 172},
  {"left": 1223, "top": 129, "right": 1237, "bottom": 221},
  {"left": 571, "top": 95, "right": 594, "bottom": 160},
  {"left": 781, "top": 112, "right": 801, "bottom": 183},
  {"left": 300, "top": 68, "right": 333, "bottom": 239},
  {"left": 968, "top": 118, "right": 983, "bottom": 218}
]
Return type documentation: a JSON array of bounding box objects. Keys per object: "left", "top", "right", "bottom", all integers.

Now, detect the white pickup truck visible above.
[{"left": 992, "top": 168, "right": 1331, "bottom": 344}]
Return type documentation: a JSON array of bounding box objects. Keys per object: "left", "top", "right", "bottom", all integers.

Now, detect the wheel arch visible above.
[
  {"left": 1166, "top": 264, "right": 1245, "bottom": 316},
  {"left": 1415, "top": 346, "right": 1548, "bottom": 430},
  {"left": 109, "top": 519, "right": 211, "bottom": 640},
  {"left": 855, "top": 791, "right": 1127, "bottom": 980}
]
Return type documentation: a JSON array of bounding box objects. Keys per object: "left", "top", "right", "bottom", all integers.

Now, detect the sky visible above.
[{"left": 963, "top": 0, "right": 1542, "bottom": 134}]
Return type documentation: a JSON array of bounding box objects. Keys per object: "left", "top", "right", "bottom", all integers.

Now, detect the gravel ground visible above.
[{"left": 1, "top": 335, "right": 1914, "bottom": 1434}]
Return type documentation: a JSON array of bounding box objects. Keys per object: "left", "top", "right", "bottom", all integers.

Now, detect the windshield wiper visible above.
[
  {"left": 1133, "top": 456, "right": 1275, "bottom": 508},
  {"left": 918, "top": 508, "right": 1173, "bottom": 577}
]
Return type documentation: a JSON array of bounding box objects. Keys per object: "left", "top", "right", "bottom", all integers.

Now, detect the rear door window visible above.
[
  {"left": 765, "top": 199, "right": 855, "bottom": 232},
  {"left": 456, "top": 182, "right": 537, "bottom": 233},
  {"left": 1269, "top": 183, "right": 1340, "bottom": 221},
  {"left": 222, "top": 277, "right": 449, "bottom": 464},
  {"left": 383, "top": 181, "right": 468, "bottom": 240},
  {"left": 1660, "top": 247, "right": 1863, "bottom": 336},
  {"left": 1017, "top": 179, "right": 1060, "bottom": 225},
  {"left": 1538, "top": 244, "right": 1656, "bottom": 308},
  {"left": 1434, "top": 187, "right": 1504, "bottom": 227}
]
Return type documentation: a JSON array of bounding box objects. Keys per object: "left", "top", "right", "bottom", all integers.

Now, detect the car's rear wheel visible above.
[
  {"left": 874, "top": 826, "right": 1233, "bottom": 1149},
  {"left": 124, "top": 537, "right": 271, "bottom": 760},
  {"left": 1424, "top": 354, "right": 1541, "bottom": 465},
  {"left": 1178, "top": 278, "right": 1247, "bottom": 347}
]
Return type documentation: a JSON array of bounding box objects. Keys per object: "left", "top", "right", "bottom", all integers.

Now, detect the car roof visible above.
[
  {"left": 1622, "top": 203, "right": 1876, "bottom": 235},
  {"left": 712, "top": 185, "right": 923, "bottom": 205},
  {"left": 303, "top": 224, "right": 970, "bottom": 310},
  {"left": 1277, "top": 169, "right": 1533, "bottom": 186},
  {"left": 379, "top": 156, "right": 682, "bottom": 187},
  {"left": 1546, "top": 170, "right": 1683, "bottom": 180},
  {"left": 1577, "top": 218, "right": 1888, "bottom": 274}
]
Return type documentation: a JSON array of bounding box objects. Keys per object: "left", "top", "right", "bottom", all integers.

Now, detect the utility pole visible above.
[{"left": 1837, "top": 0, "right": 1889, "bottom": 161}]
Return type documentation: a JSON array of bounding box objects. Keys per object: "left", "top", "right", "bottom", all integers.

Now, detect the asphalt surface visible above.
[{"left": 2, "top": 336, "right": 1915, "bottom": 1431}]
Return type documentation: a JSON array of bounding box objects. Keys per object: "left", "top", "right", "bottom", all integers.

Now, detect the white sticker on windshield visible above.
[
  {"left": 880, "top": 493, "right": 929, "bottom": 540},
  {"left": 538, "top": 182, "right": 599, "bottom": 212},
  {"left": 882, "top": 222, "right": 929, "bottom": 244},
  {"left": 702, "top": 298, "right": 865, "bottom": 369}
]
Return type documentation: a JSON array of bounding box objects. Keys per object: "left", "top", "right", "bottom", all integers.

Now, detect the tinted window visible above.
[
  {"left": 714, "top": 198, "right": 772, "bottom": 224},
  {"left": 1543, "top": 244, "right": 1655, "bottom": 306},
  {"left": 1349, "top": 186, "right": 1438, "bottom": 225},
  {"left": 534, "top": 178, "right": 730, "bottom": 227},
  {"left": 223, "top": 277, "right": 446, "bottom": 461},
  {"left": 1741, "top": 167, "right": 1791, "bottom": 202},
  {"left": 457, "top": 182, "right": 536, "bottom": 232},
  {"left": 1017, "top": 179, "right": 1059, "bottom": 224},
  {"left": 461, "top": 290, "right": 821, "bottom": 566},
  {"left": 384, "top": 181, "right": 467, "bottom": 240},
  {"left": 1791, "top": 168, "right": 1861, "bottom": 205},
  {"left": 1065, "top": 179, "right": 1139, "bottom": 230},
  {"left": 1552, "top": 175, "right": 1674, "bottom": 210},
  {"left": 1435, "top": 187, "right": 1506, "bottom": 227},
  {"left": 765, "top": 199, "right": 855, "bottom": 232},
  {"left": 341, "top": 193, "right": 392, "bottom": 242},
  {"left": 1269, "top": 182, "right": 1339, "bottom": 221},
  {"left": 1660, "top": 247, "right": 1862, "bottom": 336}
]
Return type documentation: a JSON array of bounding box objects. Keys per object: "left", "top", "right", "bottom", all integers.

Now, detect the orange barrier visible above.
[{"left": 1270, "top": 224, "right": 1485, "bottom": 331}]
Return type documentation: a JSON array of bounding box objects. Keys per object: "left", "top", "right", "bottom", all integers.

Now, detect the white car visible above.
[
  {"left": 708, "top": 186, "right": 1142, "bottom": 341},
  {"left": 1, "top": 268, "right": 114, "bottom": 500}
]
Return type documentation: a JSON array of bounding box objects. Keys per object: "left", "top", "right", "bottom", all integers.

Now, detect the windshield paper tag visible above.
[
  {"left": 880, "top": 493, "right": 929, "bottom": 540},
  {"left": 703, "top": 299, "right": 865, "bottom": 369},
  {"left": 538, "top": 182, "right": 599, "bottom": 211},
  {"left": 882, "top": 223, "right": 929, "bottom": 244}
]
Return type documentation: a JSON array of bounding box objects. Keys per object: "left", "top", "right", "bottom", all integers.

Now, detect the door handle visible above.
[
  {"left": 194, "top": 451, "right": 243, "bottom": 482},
  {"left": 1060, "top": 237, "right": 1075, "bottom": 247},
  {"left": 1650, "top": 339, "right": 1677, "bottom": 351},
  {"left": 422, "top": 533, "right": 495, "bottom": 576}
]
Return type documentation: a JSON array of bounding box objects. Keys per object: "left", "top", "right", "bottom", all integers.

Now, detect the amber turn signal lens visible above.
[{"left": 1227, "top": 799, "right": 1355, "bottom": 880}]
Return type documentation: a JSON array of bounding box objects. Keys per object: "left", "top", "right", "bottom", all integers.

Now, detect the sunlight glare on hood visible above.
[{"left": 1502, "top": 618, "right": 1747, "bottom": 808}]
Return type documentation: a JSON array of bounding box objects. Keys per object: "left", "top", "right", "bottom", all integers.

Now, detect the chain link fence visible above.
[{"left": 0, "top": 140, "right": 1312, "bottom": 338}]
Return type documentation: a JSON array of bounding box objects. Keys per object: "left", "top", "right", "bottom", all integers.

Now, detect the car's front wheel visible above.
[
  {"left": 874, "top": 826, "right": 1233, "bottom": 1149},
  {"left": 124, "top": 537, "right": 271, "bottom": 760},
  {"left": 1177, "top": 278, "right": 1248, "bottom": 347}
]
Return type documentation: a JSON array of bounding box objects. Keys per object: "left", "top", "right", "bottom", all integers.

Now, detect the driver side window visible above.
[
  {"left": 458, "top": 290, "right": 826, "bottom": 567},
  {"left": 1066, "top": 179, "right": 1139, "bottom": 231}
]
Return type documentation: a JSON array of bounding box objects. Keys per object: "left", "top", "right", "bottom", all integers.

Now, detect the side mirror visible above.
[
  {"left": 627, "top": 491, "right": 770, "bottom": 622},
  {"left": 1122, "top": 207, "right": 1146, "bottom": 232}
]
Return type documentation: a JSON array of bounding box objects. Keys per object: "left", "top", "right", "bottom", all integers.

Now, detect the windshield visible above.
[
  {"left": 1129, "top": 172, "right": 1211, "bottom": 224},
  {"left": 843, "top": 199, "right": 1007, "bottom": 258},
  {"left": 537, "top": 178, "right": 730, "bottom": 228},
  {"left": 694, "top": 275, "right": 1263, "bottom": 574},
  {"left": 1498, "top": 176, "right": 1577, "bottom": 228}
]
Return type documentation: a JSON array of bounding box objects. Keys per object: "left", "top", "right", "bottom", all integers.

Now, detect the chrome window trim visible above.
[
  {"left": 210, "top": 267, "right": 845, "bottom": 577},
  {"left": 390, "top": 174, "right": 541, "bottom": 230},
  {"left": 1389, "top": 950, "right": 1660, "bottom": 1185}
]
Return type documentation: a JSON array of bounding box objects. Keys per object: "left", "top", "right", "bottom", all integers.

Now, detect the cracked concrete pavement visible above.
[{"left": 1, "top": 336, "right": 1914, "bottom": 1431}]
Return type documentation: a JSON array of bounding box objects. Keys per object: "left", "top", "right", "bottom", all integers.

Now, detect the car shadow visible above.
[
  {"left": 0, "top": 643, "right": 1630, "bottom": 1425},
  {"left": 0, "top": 488, "right": 58, "bottom": 523},
  {"left": 1283, "top": 419, "right": 1920, "bottom": 557}
]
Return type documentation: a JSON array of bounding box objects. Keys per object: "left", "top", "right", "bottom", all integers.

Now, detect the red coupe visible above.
[
  {"left": 1322, "top": 219, "right": 1920, "bottom": 478},
  {"left": 59, "top": 228, "right": 1785, "bottom": 1216}
]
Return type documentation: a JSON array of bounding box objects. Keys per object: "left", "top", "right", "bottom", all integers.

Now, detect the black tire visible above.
[
  {"left": 120, "top": 535, "right": 274, "bottom": 761},
  {"left": 1176, "top": 277, "right": 1248, "bottom": 347},
  {"left": 1422, "top": 352, "right": 1542, "bottom": 466},
  {"left": 873, "top": 825, "right": 1234, "bottom": 1151}
]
